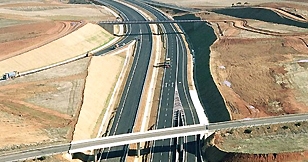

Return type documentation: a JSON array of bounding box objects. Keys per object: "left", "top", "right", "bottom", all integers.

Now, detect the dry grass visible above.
[
  {"left": 215, "top": 121, "right": 308, "bottom": 154},
  {"left": 0, "top": 23, "right": 114, "bottom": 75},
  {"left": 91, "top": 50, "right": 132, "bottom": 139},
  {"left": 0, "top": 58, "right": 90, "bottom": 154},
  {"left": 100, "top": 45, "right": 136, "bottom": 138}
]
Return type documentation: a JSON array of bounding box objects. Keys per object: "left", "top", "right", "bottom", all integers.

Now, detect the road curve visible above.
[{"left": 94, "top": 0, "right": 153, "bottom": 161}]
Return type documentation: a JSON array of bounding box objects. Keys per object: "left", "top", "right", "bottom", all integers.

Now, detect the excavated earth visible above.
[
  {"left": 1, "top": 0, "right": 308, "bottom": 161},
  {"left": 0, "top": 0, "right": 116, "bottom": 160}
]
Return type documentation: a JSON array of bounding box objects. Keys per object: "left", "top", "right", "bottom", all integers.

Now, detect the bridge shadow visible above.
[
  {"left": 72, "top": 152, "right": 94, "bottom": 161},
  {"left": 71, "top": 141, "right": 200, "bottom": 161}
]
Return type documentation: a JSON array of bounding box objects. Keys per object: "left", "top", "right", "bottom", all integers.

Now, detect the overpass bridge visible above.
[
  {"left": 141, "top": 0, "right": 200, "bottom": 13},
  {"left": 70, "top": 112, "right": 308, "bottom": 153},
  {"left": 1, "top": 113, "right": 308, "bottom": 161}
]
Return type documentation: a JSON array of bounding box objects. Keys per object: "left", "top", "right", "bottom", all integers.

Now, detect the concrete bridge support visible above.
[
  {"left": 99, "top": 24, "right": 126, "bottom": 36},
  {"left": 99, "top": 23, "right": 115, "bottom": 34},
  {"left": 93, "top": 149, "right": 99, "bottom": 162},
  {"left": 156, "top": 24, "right": 163, "bottom": 35},
  {"left": 136, "top": 142, "right": 141, "bottom": 157}
]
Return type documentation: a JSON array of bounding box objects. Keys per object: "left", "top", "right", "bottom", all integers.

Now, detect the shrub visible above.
[{"left": 244, "top": 129, "right": 252, "bottom": 134}]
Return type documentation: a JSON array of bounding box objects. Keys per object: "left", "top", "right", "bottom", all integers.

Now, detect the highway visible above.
[
  {"left": 64, "top": 113, "right": 308, "bottom": 153},
  {"left": 70, "top": 113, "right": 308, "bottom": 153},
  {"left": 94, "top": 0, "right": 153, "bottom": 161},
  {"left": 142, "top": 0, "right": 200, "bottom": 13},
  {"left": 209, "top": 113, "right": 308, "bottom": 130},
  {"left": 3, "top": 1, "right": 308, "bottom": 162},
  {"left": 1, "top": 113, "right": 308, "bottom": 161},
  {"left": 125, "top": 1, "right": 201, "bottom": 161},
  {"left": 0, "top": 144, "right": 70, "bottom": 162}
]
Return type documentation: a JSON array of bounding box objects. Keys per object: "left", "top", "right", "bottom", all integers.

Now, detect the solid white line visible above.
[
  {"left": 112, "top": 28, "right": 143, "bottom": 135},
  {"left": 151, "top": 22, "right": 168, "bottom": 162},
  {"left": 178, "top": 34, "right": 197, "bottom": 124}
]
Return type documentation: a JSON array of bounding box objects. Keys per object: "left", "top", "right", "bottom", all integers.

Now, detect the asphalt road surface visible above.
[
  {"left": 126, "top": 1, "right": 201, "bottom": 161},
  {"left": 2, "top": 113, "right": 308, "bottom": 161},
  {"left": 94, "top": 0, "right": 153, "bottom": 162}
]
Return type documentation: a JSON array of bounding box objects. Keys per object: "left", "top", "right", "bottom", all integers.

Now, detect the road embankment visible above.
[
  {"left": 72, "top": 41, "right": 136, "bottom": 142},
  {"left": 174, "top": 14, "right": 230, "bottom": 123},
  {"left": 0, "top": 23, "right": 114, "bottom": 76},
  {"left": 202, "top": 120, "right": 308, "bottom": 162}
]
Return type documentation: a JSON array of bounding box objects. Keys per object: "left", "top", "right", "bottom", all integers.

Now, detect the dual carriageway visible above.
[
  {"left": 96, "top": 0, "right": 200, "bottom": 161},
  {"left": 1, "top": 0, "right": 308, "bottom": 162}
]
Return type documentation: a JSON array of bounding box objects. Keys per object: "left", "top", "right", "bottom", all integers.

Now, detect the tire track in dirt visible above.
[{"left": 211, "top": 19, "right": 308, "bottom": 37}]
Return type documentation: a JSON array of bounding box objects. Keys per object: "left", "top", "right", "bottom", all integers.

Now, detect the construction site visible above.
[{"left": 1, "top": 0, "right": 308, "bottom": 161}]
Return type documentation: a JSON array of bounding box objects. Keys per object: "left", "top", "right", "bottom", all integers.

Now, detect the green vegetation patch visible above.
[{"left": 0, "top": 19, "right": 33, "bottom": 28}]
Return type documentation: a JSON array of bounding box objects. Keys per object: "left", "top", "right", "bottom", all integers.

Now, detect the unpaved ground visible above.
[
  {"left": 0, "top": 23, "right": 114, "bottom": 75},
  {"left": 0, "top": 57, "right": 89, "bottom": 153},
  {"left": 72, "top": 49, "right": 129, "bottom": 141},
  {"left": 0, "top": 0, "right": 113, "bottom": 60},
  {"left": 155, "top": 0, "right": 308, "bottom": 8},
  {"left": 194, "top": 3, "right": 308, "bottom": 120},
  {"left": 0, "top": 0, "right": 116, "bottom": 155},
  {"left": 1, "top": 0, "right": 308, "bottom": 161}
]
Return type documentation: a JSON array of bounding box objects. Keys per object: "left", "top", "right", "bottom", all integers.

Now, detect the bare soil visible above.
[
  {"left": 0, "top": 57, "right": 89, "bottom": 153},
  {"left": 2, "top": 0, "right": 308, "bottom": 162},
  {"left": 0, "top": 0, "right": 115, "bottom": 156}
]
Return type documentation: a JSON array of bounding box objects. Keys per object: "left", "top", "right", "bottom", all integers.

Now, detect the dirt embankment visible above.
[
  {"left": 0, "top": 21, "right": 83, "bottom": 61},
  {"left": 0, "top": 0, "right": 115, "bottom": 59},
  {"left": 203, "top": 121, "right": 308, "bottom": 162},
  {"left": 0, "top": 0, "right": 117, "bottom": 156},
  {"left": 192, "top": 2, "right": 308, "bottom": 162}
]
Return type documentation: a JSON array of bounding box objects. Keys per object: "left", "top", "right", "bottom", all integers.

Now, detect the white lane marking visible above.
[
  {"left": 177, "top": 33, "right": 197, "bottom": 124},
  {"left": 165, "top": 83, "right": 168, "bottom": 87},
  {"left": 171, "top": 82, "right": 174, "bottom": 87},
  {"left": 150, "top": 14, "right": 169, "bottom": 162},
  {"left": 112, "top": 29, "right": 143, "bottom": 136}
]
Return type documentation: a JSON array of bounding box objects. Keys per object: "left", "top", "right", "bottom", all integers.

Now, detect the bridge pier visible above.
[
  {"left": 136, "top": 142, "right": 141, "bottom": 157},
  {"left": 156, "top": 24, "right": 163, "bottom": 35},
  {"left": 94, "top": 149, "right": 98, "bottom": 162},
  {"left": 99, "top": 23, "right": 115, "bottom": 34}
]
